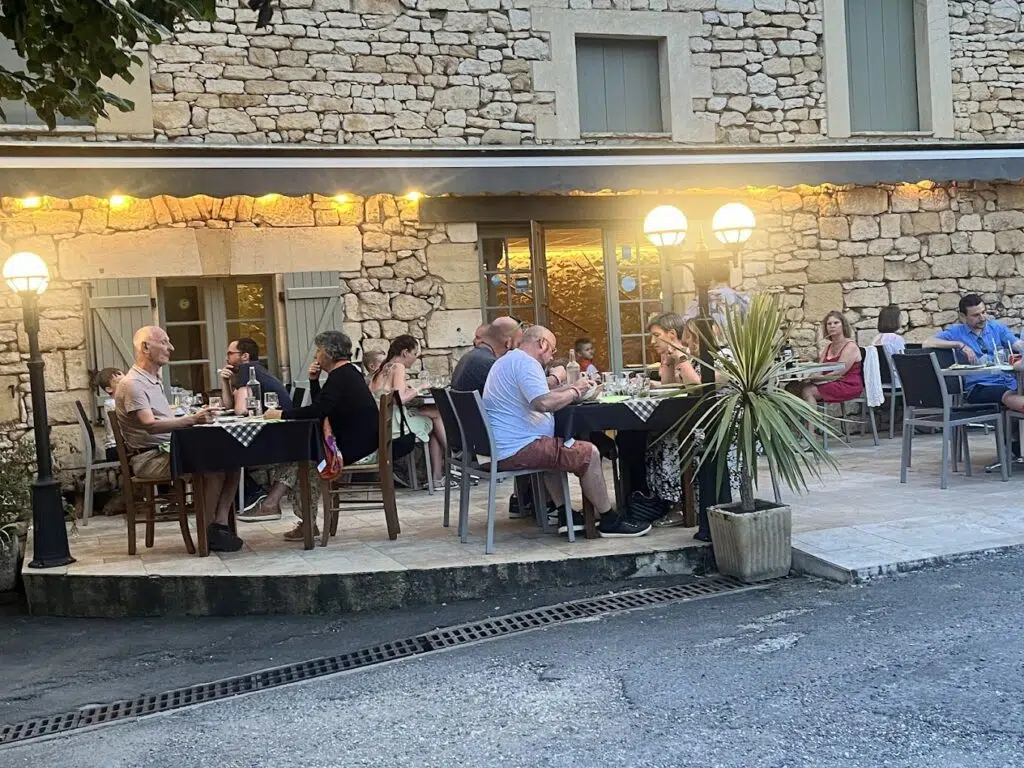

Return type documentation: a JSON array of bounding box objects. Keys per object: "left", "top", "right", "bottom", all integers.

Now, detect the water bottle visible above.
[
  {"left": 565, "top": 349, "right": 581, "bottom": 386},
  {"left": 246, "top": 366, "right": 262, "bottom": 417}
]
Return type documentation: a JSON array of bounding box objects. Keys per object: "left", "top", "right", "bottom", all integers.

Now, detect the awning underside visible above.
[{"left": 2, "top": 144, "right": 1024, "bottom": 198}]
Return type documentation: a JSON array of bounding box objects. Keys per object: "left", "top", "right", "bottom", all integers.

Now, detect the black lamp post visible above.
[
  {"left": 3, "top": 251, "right": 75, "bottom": 568},
  {"left": 643, "top": 203, "right": 756, "bottom": 541}
]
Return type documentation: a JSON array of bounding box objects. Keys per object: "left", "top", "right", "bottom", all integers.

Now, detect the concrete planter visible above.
[
  {"left": 0, "top": 538, "right": 22, "bottom": 593},
  {"left": 708, "top": 500, "right": 792, "bottom": 583}
]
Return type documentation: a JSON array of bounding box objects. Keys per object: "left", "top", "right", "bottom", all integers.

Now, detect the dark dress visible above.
[{"left": 282, "top": 362, "right": 378, "bottom": 464}]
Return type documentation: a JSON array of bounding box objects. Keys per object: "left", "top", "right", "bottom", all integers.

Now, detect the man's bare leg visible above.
[{"left": 202, "top": 471, "right": 239, "bottom": 527}]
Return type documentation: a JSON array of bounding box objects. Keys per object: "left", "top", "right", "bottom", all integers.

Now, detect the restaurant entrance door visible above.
[{"left": 479, "top": 223, "right": 672, "bottom": 373}]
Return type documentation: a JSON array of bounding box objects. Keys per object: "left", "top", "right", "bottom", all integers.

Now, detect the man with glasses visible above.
[
  {"left": 925, "top": 294, "right": 1024, "bottom": 409},
  {"left": 482, "top": 325, "right": 651, "bottom": 538}
]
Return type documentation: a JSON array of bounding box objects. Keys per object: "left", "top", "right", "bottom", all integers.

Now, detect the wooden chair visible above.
[
  {"left": 109, "top": 414, "right": 195, "bottom": 556},
  {"left": 318, "top": 391, "right": 400, "bottom": 546},
  {"left": 74, "top": 400, "right": 120, "bottom": 525}
]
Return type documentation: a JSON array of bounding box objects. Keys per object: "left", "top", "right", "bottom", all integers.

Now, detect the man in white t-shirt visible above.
[{"left": 482, "top": 325, "right": 651, "bottom": 538}]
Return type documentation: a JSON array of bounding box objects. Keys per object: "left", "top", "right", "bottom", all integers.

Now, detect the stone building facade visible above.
[{"left": 4, "top": 0, "right": 1024, "bottom": 480}]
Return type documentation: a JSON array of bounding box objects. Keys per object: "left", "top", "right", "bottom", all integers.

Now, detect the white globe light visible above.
[
  {"left": 712, "top": 202, "right": 756, "bottom": 246},
  {"left": 3, "top": 251, "right": 49, "bottom": 295},
  {"left": 643, "top": 205, "right": 688, "bottom": 248}
]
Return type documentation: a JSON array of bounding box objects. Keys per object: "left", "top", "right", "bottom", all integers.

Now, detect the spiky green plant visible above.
[
  {"left": 669, "top": 292, "right": 842, "bottom": 513},
  {"left": 0, "top": 440, "right": 34, "bottom": 552}
]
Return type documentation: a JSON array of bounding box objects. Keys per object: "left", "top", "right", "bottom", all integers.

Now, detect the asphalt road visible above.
[{"left": 3, "top": 552, "right": 1024, "bottom": 767}]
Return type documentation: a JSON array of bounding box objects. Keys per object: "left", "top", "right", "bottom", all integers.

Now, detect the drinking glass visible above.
[
  {"left": 264, "top": 392, "right": 279, "bottom": 411},
  {"left": 208, "top": 395, "right": 222, "bottom": 411}
]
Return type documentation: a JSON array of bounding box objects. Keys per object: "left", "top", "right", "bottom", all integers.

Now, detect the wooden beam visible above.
[{"left": 418, "top": 194, "right": 740, "bottom": 224}]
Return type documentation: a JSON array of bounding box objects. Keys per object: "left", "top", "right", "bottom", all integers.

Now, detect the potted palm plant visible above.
[
  {"left": 0, "top": 441, "right": 34, "bottom": 592},
  {"left": 673, "top": 292, "right": 840, "bottom": 582}
]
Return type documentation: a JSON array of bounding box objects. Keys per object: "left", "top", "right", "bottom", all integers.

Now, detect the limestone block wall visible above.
[
  {"left": 0, "top": 193, "right": 480, "bottom": 477},
  {"left": 120, "top": 0, "right": 1023, "bottom": 146}
]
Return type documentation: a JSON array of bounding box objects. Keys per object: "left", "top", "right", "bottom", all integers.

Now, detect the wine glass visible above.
[
  {"left": 208, "top": 395, "right": 222, "bottom": 413},
  {"left": 264, "top": 392, "right": 279, "bottom": 411}
]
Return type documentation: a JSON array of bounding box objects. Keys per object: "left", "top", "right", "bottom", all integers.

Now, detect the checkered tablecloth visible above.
[
  {"left": 622, "top": 398, "right": 658, "bottom": 422},
  {"left": 219, "top": 420, "right": 266, "bottom": 447}
]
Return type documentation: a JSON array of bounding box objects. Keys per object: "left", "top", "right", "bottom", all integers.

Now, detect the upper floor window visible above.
[
  {"left": 0, "top": 38, "right": 88, "bottom": 127},
  {"left": 575, "top": 37, "right": 664, "bottom": 134},
  {"left": 844, "top": 0, "right": 920, "bottom": 132}
]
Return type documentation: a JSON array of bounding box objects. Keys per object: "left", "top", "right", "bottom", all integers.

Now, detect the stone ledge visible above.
[{"left": 23, "top": 544, "right": 715, "bottom": 617}]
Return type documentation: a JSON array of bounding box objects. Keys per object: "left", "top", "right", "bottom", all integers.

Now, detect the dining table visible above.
[{"left": 170, "top": 416, "right": 325, "bottom": 555}]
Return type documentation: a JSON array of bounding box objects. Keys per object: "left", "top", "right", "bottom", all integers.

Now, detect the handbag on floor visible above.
[
  {"left": 391, "top": 394, "right": 417, "bottom": 461},
  {"left": 317, "top": 418, "right": 344, "bottom": 481}
]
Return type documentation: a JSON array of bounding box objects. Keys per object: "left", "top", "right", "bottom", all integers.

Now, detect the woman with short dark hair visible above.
[{"left": 872, "top": 304, "right": 906, "bottom": 385}]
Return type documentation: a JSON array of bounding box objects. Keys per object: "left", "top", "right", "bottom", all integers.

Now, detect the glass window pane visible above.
[
  {"left": 619, "top": 303, "right": 642, "bottom": 336},
  {"left": 168, "top": 363, "right": 207, "bottom": 394},
  {"left": 227, "top": 321, "right": 267, "bottom": 358},
  {"left": 481, "top": 238, "right": 506, "bottom": 273},
  {"left": 225, "top": 282, "right": 266, "bottom": 319},
  {"left": 164, "top": 286, "right": 201, "bottom": 323},
  {"left": 621, "top": 336, "right": 645, "bottom": 369},
  {"left": 168, "top": 325, "right": 206, "bottom": 361},
  {"left": 505, "top": 237, "right": 531, "bottom": 271}
]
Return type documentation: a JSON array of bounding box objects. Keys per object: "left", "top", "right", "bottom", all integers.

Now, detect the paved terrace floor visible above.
[{"left": 23, "top": 427, "right": 1024, "bottom": 589}]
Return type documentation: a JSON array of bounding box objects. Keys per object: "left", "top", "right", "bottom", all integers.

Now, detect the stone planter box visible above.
[
  {"left": 0, "top": 538, "right": 22, "bottom": 593},
  {"left": 708, "top": 500, "right": 792, "bottom": 583}
]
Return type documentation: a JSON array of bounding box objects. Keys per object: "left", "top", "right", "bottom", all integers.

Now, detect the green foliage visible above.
[
  {"left": 671, "top": 292, "right": 841, "bottom": 513},
  {"left": 0, "top": 0, "right": 274, "bottom": 129},
  {"left": 0, "top": 440, "right": 34, "bottom": 551}
]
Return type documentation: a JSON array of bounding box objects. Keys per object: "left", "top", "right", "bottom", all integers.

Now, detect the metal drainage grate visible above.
[{"left": 0, "top": 574, "right": 773, "bottom": 748}]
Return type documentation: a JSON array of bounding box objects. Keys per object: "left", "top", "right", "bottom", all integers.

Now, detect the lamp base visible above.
[{"left": 27, "top": 478, "right": 75, "bottom": 569}]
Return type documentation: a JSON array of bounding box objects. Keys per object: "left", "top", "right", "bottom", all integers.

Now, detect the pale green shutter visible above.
[
  {"left": 846, "top": 0, "right": 920, "bottom": 132},
  {"left": 576, "top": 38, "right": 663, "bottom": 133},
  {"left": 87, "top": 278, "right": 155, "bottom": 409},
  {"left": 283, "top": 271, "right": 345, "bottom": 394}
]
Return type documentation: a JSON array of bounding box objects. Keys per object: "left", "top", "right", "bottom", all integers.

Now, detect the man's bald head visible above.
[
  {"left": 485, "top": 316, "right": 520, "bottom": 356},
  {"left": 520, "top": 324, "right": 557, "bottom": 365},
  {"left": 472, "top": 323, "right": 490, "bottom": 347},
  {"left": 133, "top": 326, "right": 173, "bottom": 369}
]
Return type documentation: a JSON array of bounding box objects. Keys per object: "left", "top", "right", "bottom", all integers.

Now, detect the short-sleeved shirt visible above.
[
  {"left": 451, "top": 345, "right": 498, "bottom": 394},
  {"left": 101, "top": 397, "right": 117, "bottom": 450},
  {"left": 937, "top": 320, "right": 1018, "bottom": 392},
  {"left": 235, "top": 362, "right": 293, "bottom": 410},
  {"left": 115, "top": 366, "right": 173, "bottom": 452},
  {"left": 482, "top": 349, "right": 553, "bottom": 460}
]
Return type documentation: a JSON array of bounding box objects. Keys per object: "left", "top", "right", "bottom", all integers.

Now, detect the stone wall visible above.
[
  {"left": 127, "top": 0, "right": 1022, "bottom": 145},
  {"left": 0, "top": 192, "right": 480, "bottom": 477}
]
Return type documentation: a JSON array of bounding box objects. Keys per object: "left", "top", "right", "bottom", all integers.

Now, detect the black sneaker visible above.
[
  {"left": 207, "top": 523, "right": 243, "bottom": 552},
  {"left": 598, "top": 513, "right": 652, "bottom": 538},
  {"left": 508, "top": 494, "right": 536, "bottom": 519},
  {"left": 555, "top": 506, "right": 585, "bottom": 535}
]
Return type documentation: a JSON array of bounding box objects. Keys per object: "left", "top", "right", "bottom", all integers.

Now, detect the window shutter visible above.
[
  {"left": 576, "top": 38, "right": 663, "bottom": 133},
  {"left": 283, "top": 271, "right": 345, "bottom": 398},
  {"left": 86, "top": 278, "right": 155, "bottom": 410},
  {"left": 845, "top": 0, "right": 920, "bottom": 132}
]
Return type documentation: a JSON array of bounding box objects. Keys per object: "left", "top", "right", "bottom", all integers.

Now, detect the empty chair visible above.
[
  {"left": 74, "top": 400, "right": 120, "bottom": 525},
  {"left": 891, "top": 352, "right": 1008, "bottom": 489},
  {"left": 448, "top": 389, "right": 572, "bottom": 555},
  {"left": 878, "top": 346, "right": 902, "bottom": 439},
  {"left": 430, "top": 387, "right": 465, "bottom": 528}
]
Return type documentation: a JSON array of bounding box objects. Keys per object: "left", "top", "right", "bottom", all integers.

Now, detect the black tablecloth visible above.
[
  {"left": 555, "top": 396, "right": 699, "bottom": 440},
  {"left": 170, "top": 419, "right": 324, "bottom": 478}
]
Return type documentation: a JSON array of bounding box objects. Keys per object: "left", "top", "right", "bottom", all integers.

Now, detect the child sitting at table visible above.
[
  {"left": 573, "top": 338, "right": 600, "bottom": 377},
  {"left": 96, "top": 367, "right": 125, "bottom": 462}
]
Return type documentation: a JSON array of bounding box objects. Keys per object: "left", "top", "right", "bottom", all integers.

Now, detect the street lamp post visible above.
[
  {"left": 644, "top": 203, "right": 756, "bottom": 541},
  {"left": 2, "top": 251, "right": 75, "bottom": 568}
]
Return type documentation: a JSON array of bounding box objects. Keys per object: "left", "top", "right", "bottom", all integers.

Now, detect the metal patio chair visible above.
[{"left": 74, "top": 400, "right": 120, "bottom": 525}]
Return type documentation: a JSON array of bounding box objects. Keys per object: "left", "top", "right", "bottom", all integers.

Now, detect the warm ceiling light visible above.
[
  {"left": 333, "top": 194, "right": 347, "bottom": 203},
  {"left": 108, "top": 194, "right": 130, "bottom": 208},
  {"left": 643, "top": 205, "right": 688, "bottom": 248},
  {"left": 712, "top": 202, "right": 756, "bottom": 246},
  {"left": 19, "top": 196, "right": 41, "bottom": 209},
  {"left": 258, "top": 193, "right": 279, "bottom": 202},
  {"left": 404, "top": 191, "right": 423, "bottom": 202}
]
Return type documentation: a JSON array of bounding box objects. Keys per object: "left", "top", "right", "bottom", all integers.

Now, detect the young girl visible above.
[
  {"left": 368, "top": 335, "right": 449, "bottom": 489},
  {"left": 96, "top": 367, "right": 125, "bottom": 462}
]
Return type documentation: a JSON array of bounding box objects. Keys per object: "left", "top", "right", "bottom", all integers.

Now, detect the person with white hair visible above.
[{"left": 115, "top": 326, "right": 243, "bottom": 552}]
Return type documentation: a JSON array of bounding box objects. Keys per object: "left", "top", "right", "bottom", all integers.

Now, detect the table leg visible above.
[
  {"left": 582, "top": 497, "right": 598, "bottom": 539},
  {"left": 298, "top": 461, "right": 314, "bottom": 551},
  {"left": 682, "top": 468, "right": 697, "bottom": 528},
  {"left": 193, "top": 473, "right": 209, "bottom": 557}
]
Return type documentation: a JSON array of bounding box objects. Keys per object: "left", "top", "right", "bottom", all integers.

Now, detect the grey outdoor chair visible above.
[
  {"left": 878, "top": 345, "right": 902, "bottom": 439},
  {"left": 74, "top": 400, "right": 120, "bottom": 525},
  {"left": 447, "top": 389, "right": 572, "bottom": 554},
  {"left": 891, "top": 352, "right": 1009, "bottom": 489}
]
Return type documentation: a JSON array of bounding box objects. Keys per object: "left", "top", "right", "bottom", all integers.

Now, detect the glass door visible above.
[
  {"left": 480, "top": 229, "right": 539, "bottom": 325},
  {"left": 604, "top": 227, "right": 671, "bottom": 372}
]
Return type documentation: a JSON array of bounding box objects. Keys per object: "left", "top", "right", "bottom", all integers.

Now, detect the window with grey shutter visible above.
[
  {"left": 576, "top": 37, "right": 663, "bottom": 134},
  {"left": 845, "top": 0, "right": 920, "bottom": 132},
  {"left": 0, "top": 38, "right": 89, "bottom": 126}
]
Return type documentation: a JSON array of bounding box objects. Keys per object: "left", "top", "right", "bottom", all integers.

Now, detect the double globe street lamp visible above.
[
  {"left": 643, "top": 202, "right": 756, "bottom": 539},
  {"left": 2, "top": 251, "right": 74, "bottom": 568}
]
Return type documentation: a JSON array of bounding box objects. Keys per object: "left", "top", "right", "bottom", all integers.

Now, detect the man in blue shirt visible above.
[{"left": 924, "top": 294, "right": 1024, "bottom": 410}]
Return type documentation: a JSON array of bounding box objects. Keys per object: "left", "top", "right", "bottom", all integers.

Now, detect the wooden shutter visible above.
[
  {"left": 86, "top": 278, "right": 155, "bottom": 409},
  {"left": 846, "top": 0, "right": 920, "bottom": 132},
  {"left": 576, "top": 38, "right": 663, "bottom": 133},
  {"left": 283, "top": 271, "right": 345, "bottom": 396}
]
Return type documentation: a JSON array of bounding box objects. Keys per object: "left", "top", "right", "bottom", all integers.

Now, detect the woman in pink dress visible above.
[{"left": 791, "top": 311, "right": 864, "bottom": 406}]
